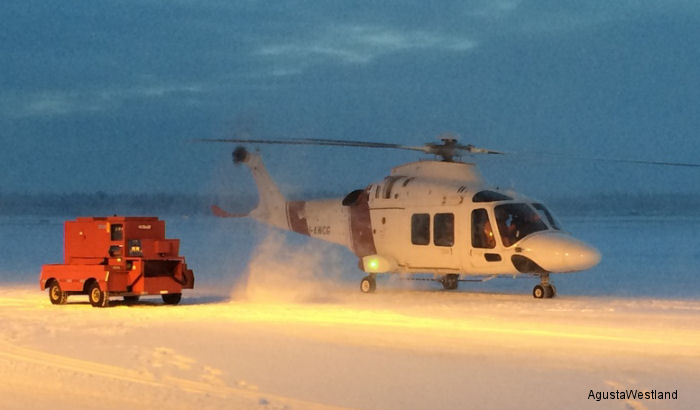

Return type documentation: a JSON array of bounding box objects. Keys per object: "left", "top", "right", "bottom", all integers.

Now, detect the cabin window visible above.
[
  {"left": 411, "top": 214, "right": 430, "bottom": 245},
  {"left": 494, "top": 203, "right": 548, "bottom": 247},
  {"left": 434, "top": 213, "right": 454, "bottom": 247},
  {"left": 533, "top": 203, "right": 561, "bottom": 230},
  {"left": 471, "top": 209, "right": 496, "bottom": 249},
  {"left": 110, "top": 224, "right": 123, "bottom": 241}
]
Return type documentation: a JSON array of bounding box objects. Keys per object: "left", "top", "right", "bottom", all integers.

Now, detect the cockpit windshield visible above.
[
  {"left": 533, "top": 203, "right": 561, "bottom": 230},
  {"left": 494, "top": 203, "right": 548, "bottom": 247}
]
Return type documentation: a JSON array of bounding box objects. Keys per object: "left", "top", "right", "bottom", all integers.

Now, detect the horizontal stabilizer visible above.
[{"left": 211, "top": 205, "right": 248, "bottom": 218}]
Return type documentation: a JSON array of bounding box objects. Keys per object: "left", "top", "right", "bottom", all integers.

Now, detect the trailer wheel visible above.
[
  {"left": 88, "top": 282, "right": 109, "bottom": 308},
  {"left": 162, "top": 293, "right": 182, "bottom": 305},
  {"left": 48, "top": 281, "right": 67, "bottom": 305}
]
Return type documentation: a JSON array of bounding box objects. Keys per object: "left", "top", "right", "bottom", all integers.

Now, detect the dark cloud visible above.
[{"left": 1, "top": 1, "right": 699, "bottom": 195}]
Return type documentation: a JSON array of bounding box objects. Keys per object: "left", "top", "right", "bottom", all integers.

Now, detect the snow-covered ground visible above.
[{"left": 1, "top": 215, "right": 699, "bottom": 409}]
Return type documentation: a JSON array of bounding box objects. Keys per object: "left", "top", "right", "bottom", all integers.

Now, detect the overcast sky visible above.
[{"left": 2, "top": 1, "right": 699, "bottom": 199}]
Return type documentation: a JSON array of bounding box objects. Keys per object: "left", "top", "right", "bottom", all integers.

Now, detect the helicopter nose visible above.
[{"left": 517, "top": 232, "right": 601, "bottom": 273}]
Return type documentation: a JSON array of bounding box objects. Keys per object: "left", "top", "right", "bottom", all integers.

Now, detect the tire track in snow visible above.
[{"left": 0, "top": 338, "right": 348, "bottom": 410}]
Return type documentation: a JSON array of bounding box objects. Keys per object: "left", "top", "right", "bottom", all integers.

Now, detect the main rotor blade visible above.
[
  {"left": 197, "top": 137, "right": 428, "bottom": 153},
  {"left": 197, "top": 137, "right": 506, "bottom": 159},
  {"left": 198, "top": 137, "right": 698, "bottom": 167},
  {"left": 460, "top": 144, "right": 504, "bottom": 155},
  {"left": 592, "top": 157, "right": 700, "bottom": 168},
  {"left": 522, "top": 151, "right": 700, "bottom": 168}
]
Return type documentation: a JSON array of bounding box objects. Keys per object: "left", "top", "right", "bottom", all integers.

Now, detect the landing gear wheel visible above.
[
  {"left": 533, "top": 284, "right": 545, "bottom": 299},
  {"left": 162, "top": 293, "right": 182, "bottom": 305},
  {"left": 88, "top": 282, "right": 109, "bottom": 307},
  {"left": 123, "top": 295, "right": 140, "bottom": 304},
  {"left": 48, "top": 282, "right": 67, "bottom": 305},
  {"left": 441, "top": 274, "right": 459, "bottom": 290},
  {"left": 543, "top": 284, "right": 554, "bottom": 298},
  {"left": 360, "top": 275, "right": 376, "bottom": 293},
  {"left": 533, "top": 284, "right": 555, "bottom": 299}
]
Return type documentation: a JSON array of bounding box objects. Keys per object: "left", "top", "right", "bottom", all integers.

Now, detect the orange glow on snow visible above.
[{"left": 186, "top": 302, "right": 700, "bottom": 359}]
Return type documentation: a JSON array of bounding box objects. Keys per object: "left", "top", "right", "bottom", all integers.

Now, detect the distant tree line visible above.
[
  {"left": 0, "top": 192, "right": 257, "bottom": 217},
  {"left": 1, "top": 191, "right": 700, "bottom": 217},
  {"left": 544, "top": 192, "right": 700, "bottom": 217}
]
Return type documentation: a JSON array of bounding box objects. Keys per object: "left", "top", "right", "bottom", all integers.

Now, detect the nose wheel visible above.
[
  {"left": 360, "top": 275, "right": 376, "bottom": 293},
  {"left": 533, "top": 273, "right": 556, "bottom": 299}
]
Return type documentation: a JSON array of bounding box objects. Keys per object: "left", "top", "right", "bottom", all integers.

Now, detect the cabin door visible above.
[
  {"left": 403, "top": 212, "right": 459, "bottom": 271},
  {"left": 467, "top": 208, "right": 507, "bottom": 272}
]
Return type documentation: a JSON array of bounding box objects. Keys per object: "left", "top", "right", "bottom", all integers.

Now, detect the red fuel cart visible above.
[{"left": 40, "top": 216, "right": 195, "bottom": 307}]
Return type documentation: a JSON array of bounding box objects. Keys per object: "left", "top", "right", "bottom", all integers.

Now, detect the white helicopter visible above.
[{"left": 206, "top": 136, "right": 604, "bottom": 298}]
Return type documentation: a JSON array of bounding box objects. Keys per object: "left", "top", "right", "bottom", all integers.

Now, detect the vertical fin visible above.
[{"left": 234, "top": 147, "right": 289, "bottom": 231}]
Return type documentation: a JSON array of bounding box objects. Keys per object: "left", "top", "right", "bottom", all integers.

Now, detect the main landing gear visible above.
[
  {"left": 440, "top": 274, "right": 459, "bottom": 290},
  {"left": 533, "top": 273, "right": 556, "bottom": 299},
  {"left": 360, "top": 275, "right": 376, "bottom": 293}
]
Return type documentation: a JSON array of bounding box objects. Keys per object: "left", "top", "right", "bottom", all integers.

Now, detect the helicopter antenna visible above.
[{"left": 197, "top": 136, "right": 503, "bottom": 162}]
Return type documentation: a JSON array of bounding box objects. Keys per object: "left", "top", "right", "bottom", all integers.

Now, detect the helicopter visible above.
[{"left": 204, "top": 136, "right": 610, "bottom": 298}]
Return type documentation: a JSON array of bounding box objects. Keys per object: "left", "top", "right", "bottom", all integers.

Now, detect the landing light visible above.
[{"left": 362, "top": 255, "right": 396, "bottom": 273}]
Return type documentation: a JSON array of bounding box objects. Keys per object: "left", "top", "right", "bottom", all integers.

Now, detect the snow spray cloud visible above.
[{"left": 231, "top": 230, "right": 353, "bottom": 303}]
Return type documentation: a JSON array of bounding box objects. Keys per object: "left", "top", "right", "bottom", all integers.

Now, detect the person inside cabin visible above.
[
  {"left": 495, "top": 204, "right": 547, "bottom": 247},
  {"left": 498, "top": 214, "right": 519, "bottom": 247},
  {"left": 483, "top": 219, "right": 496, "bottom": 248},
  {"left": 472, "top": 209, "right": 496, "bottom": 249}
]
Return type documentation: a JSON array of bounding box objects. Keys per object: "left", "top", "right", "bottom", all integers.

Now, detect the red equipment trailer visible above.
[{"left": 40, "top": 216, "right": 195, "bottom": 307}]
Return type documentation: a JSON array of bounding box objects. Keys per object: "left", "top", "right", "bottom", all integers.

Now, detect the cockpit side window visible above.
[
  {"left": 471, "top": 209, "right": 496, "bottom": 249},
  {"left": 533, "top": 203, "right": 561, "bottom": 230},
  {"left": 494, "top": 204, "right": 548, "bottom": 247}
]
